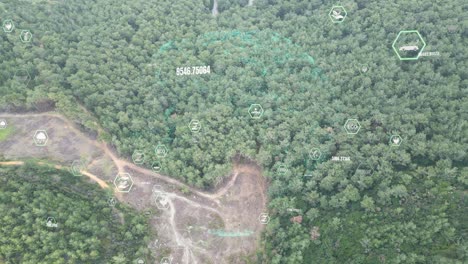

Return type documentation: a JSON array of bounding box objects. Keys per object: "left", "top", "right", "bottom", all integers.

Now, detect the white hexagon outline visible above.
[
  {"left": 354, "top": 162, "right": 374, "bottom": 177},
  {"left": 344, "top": 119, "right": 361, "bottom": 134},
  {"left": 20, "top": 30, "right": 32, "bottom": 43},
  {"left": 0, "top": 119, "right": 7, "bottom": 129},
  {"left": 2, "top": 19, "right": 14, "bottom": 33},
  {"left": 276, "top": 164, "right": 288, "bottom": 175},
  {"left": 329, "top": 5, "right": 347, "bottom": 23},
  {"left": 160, "top": 257, "right": 172, "bottom": 264},
  {"left": 151, "top": 161, "right": 162, "bottom": 172},
  {"left": 154, "top": 193, "right": 170, "bottom": 210},
  {"left": 155, "top": 144, "right": 168, "bottom": 158},
  {"left": 132, "top": 150, "right": 145, "bottom": 165},
  {"left": 33, "top": 130, "right": 48, "bottom": 146},
  {"left": 248, "top": 104, "right": 264, "bottom": 119},
  {"left": 392, "top": 30, "right": 426, "bottom": 61},
  {"left": 13, "top": 68, "right": 32, "bottom": 86},
  {"left": 70, "top": 160, "right": 84, "bottom": 176},
  {"left": 389, "top": 135, "right": 403, "bottom": 146},
  {"left": 188, "top": 119, "right": 201, "bottom": 133},
  {"left": 113, "top": 173, "right": 134, "bottom": 193},
  {"left": 309, "top": 148, "right": 322, "bottom": 160},
  {"left": 259, "top": 213, "right": 270, "bottom": 225}
]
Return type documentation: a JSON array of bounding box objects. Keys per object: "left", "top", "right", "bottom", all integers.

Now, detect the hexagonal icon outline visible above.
[
  {"left": 276, "top": 164, "right": 288, "bottom": 176},
  {"left": 20, "top": 30, "right": 33, "bottom": 43},
  {"left": 259, "top": 213, "right": 270, "bottom": 225},
  {"left": 154, "top": 193, "right": 170, "bottom": 210},
  {"left": 389, "top": 135, "right": 403, "bottom": 146},
  {"left": 344, "top": 119, "right": 361, "bottom": 134},
  {"left": 248, "top": 104, "right": 264, "bottom": 119},
  {"left": 188, "top": 119, "right": 202, "bottom": 133},
  {"left": 0, "top": 119, "right": 7, "bottom": 129},
  {"left": 13, "top": 68, "right": 32, "bottom": 86},
  {"left": 70, "top": 160, "right": 84, "bottom": 176},
  {"left": 155, "top": 144, "right": 168, "bottom": 158},
  {"left": 354, "top": 162, "right": 375, "bottom": 178},
  {"left": 151, "top": 161, "right": 162, "bottom": 172},
  {"left": 329, "top": 5, "right": 347, "bottom": 23},
  {"left": 160, "top": 256, "right": 172, "bottom": 264},
  {"left": 357, "top": 63, "right": 370, "bottom": 74},
  {"left": 113, "top": 173, "right": 134, "bottom": 193},
  {"left": 309, "top": 148, "right": 322, "bottom": 160},
  {"left": 33, "top": 130, "right": 49, "bottom": 146},
  {"left": 2, "top": 19, "right": 14, "bottom": 33},
  {"left": 392, "top": 30, "right": 426, "bottom": 61},
  {"left": 132, "top": 150, "right": 145, "bottom": 165},
  {"left": 46, "top": 217, "right": 58, "bottom": 228}
]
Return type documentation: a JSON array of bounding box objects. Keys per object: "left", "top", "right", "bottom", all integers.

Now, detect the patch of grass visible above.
[{"left": 0, "top": 126, "right": 13, "bottom": 141}]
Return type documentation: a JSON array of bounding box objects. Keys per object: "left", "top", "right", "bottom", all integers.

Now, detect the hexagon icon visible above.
[
  {"left": 70, "top": 160, "right": 84, "bottom": 176},
  {"left": 309, "top": 148, "right": 322, "bottom": 160},
  {"left": 2, "top": 19, "right": 14, "bottom": 33},
  {"left": 248, "top": 104, "right": 264, "bottom": 119},
  {"left": 390, "top": 135, "right": 403, "bottom": 146},
  {"left": 33, "top": 130, "right": 48, "bottom": 146},
  {"left": 189, "top": 119, "right": 201, "bottom": 133},
  {"left": 132, "top": 150, "right": 145, "bottom": 165},
  {"left": 13, "top": 69, "right": 32, "bottom": 86},
  {"left": 155, "top": 144, "right": 168, "bottom": 158},
  {"left": 392, "top": 30, "right": 426, "bottom": 60},
  {"left": 344, "top": 119, "right": 361, "bottom": 134},
  {"left": 136, "top": 259, "right": 145, "bottom": 264},
  {"left": 154, "top": 194, "right": 170, "bottom": 210},
  {"left": 354, "top": 162, "right": 374, "bottom": 178},
  {"left": 329, "top": 6, "right": 347, "bottom": 23},
  {"left": 151, "top": 161, "right": 162, "bottom": 172},
  {"left": 259, "top": 213, "right": 270, "bottom": 225},
  {"left": 20, "top": 30, "right": 33, "bottom": 43},
  {"left": 0, "top": 119, "right": 7, "bottom": 129},
  {"left": 276, "top": 164, "right": 288, "bottom": 175},
  {"left": 160, "top": 257, "right": 172, "bottom": 264},
  {"left": 113, "top": 173, "right": 134, "bottom": 193}
]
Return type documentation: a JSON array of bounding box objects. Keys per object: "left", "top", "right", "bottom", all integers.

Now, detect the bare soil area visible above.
[{"left": 0, "top": 112, "right": 267, "bottom": 264}]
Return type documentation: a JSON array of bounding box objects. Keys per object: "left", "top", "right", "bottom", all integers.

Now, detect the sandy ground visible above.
[{"left": 0, "top": 112, "right": 267, "bottom": 264}]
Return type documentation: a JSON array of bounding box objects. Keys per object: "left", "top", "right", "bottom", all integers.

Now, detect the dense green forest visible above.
[
  {"left": 0, "top": 164, "right": 151, "bottom": 264},
  {"left": 0, "top": 0, "right": 467, "bottom": 263}
]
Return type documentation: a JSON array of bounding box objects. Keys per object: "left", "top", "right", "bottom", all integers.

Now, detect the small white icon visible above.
[
  {"left": 34, "top": 130, "right": 49, "bottom": 146},
  {"left": 70, "top": 160, "right": 84, "bottom": 176},
  {"left": 390, "top": 135, "right": 402, "bottom": 146},
  {"left": 2, "top": 20, "right": 14, "bottom": 32},
  {"left": 329, "top": 6, "right": 347, "bottom": 23},
  {"left": 113, "top": 173, "right": 134, "bottom": 193},
  {"left": 46, "top": 217, "right": 58, "bottom": 228},
  {"left": 259, "top": 213, "right": 270, "bottom": 225},
  {"left": 137, "top": 259, "right": 145, "bottom": 264},
  {"left": 154, "top": 194, "right": 170, "bottom": 210},
  {"left": 248, "top": 104, "right": 264, "bottom": 119},
  {"left": 189, "top": 120, "right": 201, "bottom": 133},
  {"left": 160, "top": 257, "right": 172, "bottom": 264},
  {"left": 155, "top": 144, "right": 168, "bottom": 158},
  {"left": 277, "top": 165, "right": 288, "bottom": 175},
  {"left": 107, "top": 197, "right": 117, "bottom": 207},
  {"left": 0, "top": 119, "right": 7, "bottom": 129},
  {"left": 132, "top": 150, "right": 145, "bottom": 165},
  {"left": 399, "top": 45, "right": 419, "bottom": 52},
  {"left": 344, "top": 119, "right": 361, "bottom": 134},
  {"left": 151, "top": 161, "right": 162, "bottom": 172},
  {"left": 20, "top": 30, "right": 32, "bottom": 43},
  {"left": 309, "top": 148, "right": 322, "bottom": 160}
]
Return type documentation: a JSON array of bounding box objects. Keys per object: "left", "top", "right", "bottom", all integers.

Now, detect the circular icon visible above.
[
  {"left": 259, "top": 213, "right": 270, "bottom": 225},
  {"left": 70, "top": 160, "right": 85, "bottom": 176},
  {"left": 189, "top": 120, "right": 201, "bottom": 133},
  {"left": 276, "top": 165, "right": 288, "bottom": 175},
  {"left": 309, "top": 148, "right": 322, "bottom": 160},
  {"left": 107, "top": 197, "right": 117, "bottom": 207}
]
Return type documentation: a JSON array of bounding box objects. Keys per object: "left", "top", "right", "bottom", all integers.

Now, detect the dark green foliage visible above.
[
  {"left": 0, "top": 0, "right": 466, "bottom": 263},
  {"left": 0, "top": 164, "right": 151, "bottom": 264}
]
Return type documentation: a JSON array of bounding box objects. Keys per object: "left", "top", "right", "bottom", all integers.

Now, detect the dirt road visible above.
[{"left": 0, "top": 112, "right": 268, "bottom": 264}]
